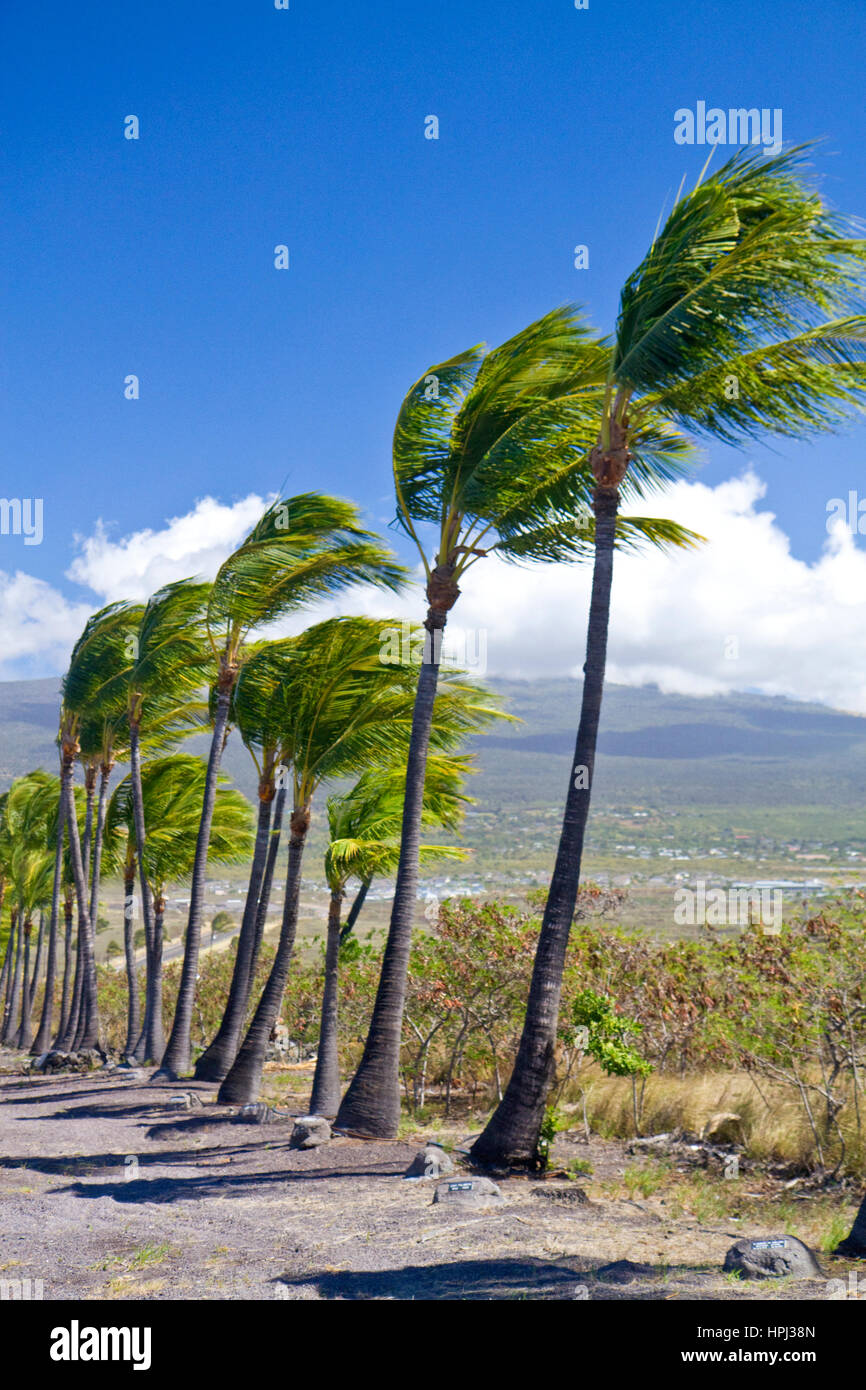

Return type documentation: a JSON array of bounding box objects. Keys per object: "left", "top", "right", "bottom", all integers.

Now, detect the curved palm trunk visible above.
[
  {"left": 340, "top": 879, "right": 370, "bottom": 943},
  {"left": 471, "top": 488, "right": 618, "bottom": 1169},
  {"left": 159, "top": 678, "right": 234, "bottom": 1078},
  {"left": 82, "top": 762, "right": 96, "bottom": 894},
  {"left": 27, "top": 913, "right": 45, "bottom": 1013},
  {"left": 62, "top": 748, "right": 100, "bottom": 1052},
  {"left": 122, "top": 869, "right": 140, "bottom": 1057},
  {"left": 88, "top": 762, "right": 111, "bottom": 944},
  {"left": 0, "top": 923, "right": 14, "bottom": 1024},
  {"left": 15, "top": 921, "right": 34, "bottom": 1050},
  {"left": 309, "top": 888, "right": 345, "bottom": 1117},
  {"left": 195, "top": 785, "right": 274, "bottom": 1082},
  {"left": 56, "top": 893, "right": 74, "bottom": 1045},
  {"left": 1, "top": 911, "right": 22, "bottom": 1045},
  {"left": 249, "top": 785, "right": 285, "bottom": 979},
  {"left": 143, "top": 895, "right": 166, "bottom": 1064},
  {"left": 126, "top": 722, "right": 159, "bottom": 1064},
  {"left": 335, "top": 632, "right": 445, "bottom": 1137},
  {"left": 218, "top": 809, "right": 309, "bottom": 1105},
  {"left": 64, "top": 922, "right": 84, "bottom": 1051},
  {"left": 32, "top": 812, "right": 64, "bottom": 1054}
]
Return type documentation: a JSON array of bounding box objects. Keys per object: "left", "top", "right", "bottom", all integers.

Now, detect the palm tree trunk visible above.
[
  {"left": 309, "top": 888, "right": 344, "bottom": 1117},
  {"left": 122, "top": 869, "right": 140, "bottom": 1057},
  {"left": 27, "top": 913, "right": 45, "bottom": 1013},
  {"left": 159, "top": 677, "right": 234, "bottom": 1078},
  {"left": 335, "top": 621, "right": 445, "bottom": 1137},
  {"left": 144, "top": 895, "right": 166, "bottom": 1064},
  {"left": 82, "top": 762, "right": 96, "bottom": 891},
  {"left": 471, "top": 487, "right": 618, "bottom": 1168},
  {"left": 15, "top": 921, "right": 33, "bottom": 1050},
  {"left": 249, "top": 785, "right": 285, "bottom": 979},
  {"left": 218, "top": 808, "right": 309, "bottom": 1105},
  {"left": 88, "top": 763, "right": 111, "bottom": 942},
  {"left": 32, "top": 809, "right": 64, "bottom": 1054},
  {"left": 0, "top": 922, "right": 14, "bottom": 1022},
  {"left": 56, "top": 893, "right": 74, "bottom": 1044},
  {"left": 194, "top": 785, "right": 274, "bottom": 1082},
  {"left": 126, "top": 722, "right": 158, "bottom": 1064},
  {"left": 1, "top": 911, "right": 22, "bottom": 1045},
  {"left": 61, "top": 747, "right": 100, "bottom": 1052},
  {"left": 340, "top": 878, "right": 370, "bottom": 942}
]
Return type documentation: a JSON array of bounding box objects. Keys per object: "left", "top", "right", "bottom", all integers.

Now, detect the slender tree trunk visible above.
[
  {"left": 57, "top": 893, "right": 74, "bottom": 1044},
  {"left": 1, "top": 911, "right": 21, "bottom": 1045},
  {"left": 61, "top": 746, "right": 100, "bottom": 1052},
  {"left": 82, "top": 761, "right": 96, "bottom": 896},
  {"left": 195, "top": 784, "right": 274, "bottom": 1081},
  {"left": 15, "top": 921, "right": 34, "bottom": 1050},
  {"left": 309, "top": 888, "right": 345, "bottom": 1117},
  {"left": 0, "top": 921, "right": 14, "bottom": 1022},
  {"left": 27, "top": 912, "right": 45, "bottom": 1012},
  {"left": 122, "top": 869, "right": 140, "bottom": 1057},
  {"left": 32, "top": 806, "right": 64, "bottom": 1054},
  {"left": 144, "top": 896, "right": 166, "bottom": 1063},
  {"left": 249, "top": 785, "right": 285, "bottom": 980},
  {"left": 88, "top": 762, "right": 111, "bottom": 941},
  {"left": 126, "top": 722, "right": 159, "bottom": 1064},
  {"left": 471, "top": 488, "right": 618, "bottom": 1168},
  {"left": 218, "top": 809, "right": 309, "bottom": 1105},
  {"left": 340, "top": 879, "right": 370, "bottom": 942},
  {"left": 336, "top": 608, "right": 449, "bottom": 1137},
  {"left": 159, "top": 676, "right": 234, "bottom": 1078}
]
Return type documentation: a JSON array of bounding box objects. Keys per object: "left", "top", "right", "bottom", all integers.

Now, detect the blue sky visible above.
[{"left": 2, "top": 0, "right": 866, "bottom": 695}]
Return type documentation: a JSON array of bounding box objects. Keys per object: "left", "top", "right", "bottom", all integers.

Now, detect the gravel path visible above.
[{"left": 0, "top": 1059, "right": 853, "bottom": 1301}]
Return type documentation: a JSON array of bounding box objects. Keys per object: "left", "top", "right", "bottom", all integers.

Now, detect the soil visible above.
[{"left": 0, "top": 1055, "right": 860, "bottom": 1301}]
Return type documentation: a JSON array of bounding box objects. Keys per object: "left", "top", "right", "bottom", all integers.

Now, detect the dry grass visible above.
[{"left": 566, "top": 1068, "right": 866, "bottom": 1174}]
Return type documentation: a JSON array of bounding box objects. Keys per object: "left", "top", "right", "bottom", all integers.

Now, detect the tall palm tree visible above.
[
  {"left": 106, "top": 754, "right": 254, "bottom": 1058},
  {"left": 0, "top": 774, "right": 55, "bottom": 1049},
  {"left": 218, "top": 617, "right": 500, "bottom": 1105},
  {"left": 336, "top": 310, "right": 697, "bottom": 1137},
  {"left": 158, "top": 495, "right": 408, "bottom": 1078},
  {"left": 121, "top": 580, "right": 211, "bottom": 1063},
  {"left": 58, "top": 602, "right": 142, "bottom": 1050},
  {"left": 309, "top": 756, "right": 470, "bottom": 1117},
  {"left": 473, "top": 146, "right": 866, "bottom": 1168},
  {"left": 195, "top": 647, "right": 284, "bottom": 1081}
]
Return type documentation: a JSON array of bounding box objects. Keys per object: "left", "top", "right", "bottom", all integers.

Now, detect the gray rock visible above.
[
  {"left": 432, "top": 1176, "right": 505, "bottom": 1209},
  {"left": 596, "top": 1259, "right": 656, "bottom": 1284},
  {"left": 532, "top": 1183, "right": 590, "bottom": 1206},
  {"left": 723, "top": 1235, "right": 822, "bottom": 1280},
  {"left": 166, "top": 1091, "right": 202, "bottom": 1110},
  {"left": 236, "top": 1103, "right": 277, "bottom": 1125},
  {"left": 404, "top": 1144, "right": 455, "bottom": 1180},
  {"left": 117, "top": 1067, "right": 149, "bottom": 1083},
  {"left": 290, "top": 1115, "right": 331, "bottom": 1149}
]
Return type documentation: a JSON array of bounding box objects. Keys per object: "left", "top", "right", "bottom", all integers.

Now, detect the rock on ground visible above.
[
  {"left": 723, "top": 1235, "right": 823, "bottom": 1280},
  {"left": 290, "top": 1115, "right": 331, "bottom": 1149},
  {"left": 404, "top": 1144, "right": 455, "bottom": 1180},
  {"left": 433, "top": 1176, "right": 504, "bottom": 1209}
]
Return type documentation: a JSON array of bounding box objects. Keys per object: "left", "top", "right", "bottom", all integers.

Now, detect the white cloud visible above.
[
  {"left": 0, "top": 572, "right": 91, "bottom": 680},
  {"left": 3, "top": 474, "right": 866, "bottom": 714},
  {"left": 67, "top": 494, "right": 270, "bottom": 601}
]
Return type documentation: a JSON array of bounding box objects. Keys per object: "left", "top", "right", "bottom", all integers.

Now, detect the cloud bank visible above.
[{"left": 1, "top": 475, "right": 863, "bottom": 716}]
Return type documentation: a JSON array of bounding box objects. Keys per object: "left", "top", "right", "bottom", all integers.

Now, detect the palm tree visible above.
[
  {"left": 218, "top": 617, "right": 501, "bottom": 1105},
  {"left": 158, "top": 495, "right": 407, "bottom": 1079},
  {"left": 122, "top": 580, "right": 211, "bottom": 1063},
  {"left": 473, "top": 146, "right": 866, "bottom": 1168},
  {"left": 106, "top": 754, "right": 254, "bottom": 1059},
  {"left": 336, "top": 310, "right": 697, "bottom": 1137},
  {"left": 195, "top": 647, "right": 285, "bottom": 1082},
  {"left": 0, "top": 774, "right": 55, "bottom": 1049},
  {"left": 309, "top": 756, "right": 471, "bottom": 1116},
  {"left": 58, "top": 602, "right": 143, "bottom": 1051}
]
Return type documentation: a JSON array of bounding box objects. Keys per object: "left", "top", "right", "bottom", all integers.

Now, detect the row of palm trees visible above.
[{"left": 3, "top": 145, "right": 865, "bottom": 1168}]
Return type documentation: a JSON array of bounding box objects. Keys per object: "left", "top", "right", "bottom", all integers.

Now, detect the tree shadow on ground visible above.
[
  {"left": 275, "top": 1258, "right": 590, "bottom": 1300},
  {"left": 55, "top": 1159, "right": 409, "bottom": 1204}
]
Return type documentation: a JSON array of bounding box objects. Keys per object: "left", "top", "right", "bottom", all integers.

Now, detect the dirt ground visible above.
[{"left": 0, "top": 1054, "right": 861, "bottom": 1301}]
